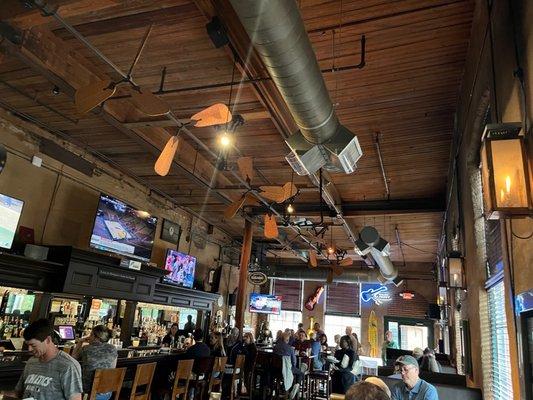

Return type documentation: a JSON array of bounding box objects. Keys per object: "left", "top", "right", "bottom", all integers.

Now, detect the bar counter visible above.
[{"left": 0, "top": 347, "right": 187, "bottom": 392}]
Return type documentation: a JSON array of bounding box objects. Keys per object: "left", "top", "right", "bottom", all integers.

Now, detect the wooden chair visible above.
[
  {"left": 190, "top": 357, "right": 215, "bottom": 400},
  {"left": 208, "top": 356, "right": 227, "bottom": 394},
  {"left": 128, "top": 362, "right": 156, "bottom": 400},
  {"left": 171, "top": 359, "right": 194, "bottom": 400},
  {"left": 88, "top": 367, "right": 126, "bottom": 400},
  {"left": 229, "top": 354, "right": 245, "bottom": 400}
]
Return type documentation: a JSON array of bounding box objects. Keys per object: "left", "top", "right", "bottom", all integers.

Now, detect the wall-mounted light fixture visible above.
[
  {"left": 480, "top": 123, "right": 532, "bottom": 219},
  {"left": 447, "top": 252, "right": 465, "bottom": 289}
]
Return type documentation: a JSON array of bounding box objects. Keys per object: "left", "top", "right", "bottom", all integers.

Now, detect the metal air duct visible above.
[
  {"left": 355, "top": 226, "right": 400, "bottom": 284},
  {"left": 229, "top": 0, "right": 363, "bottom": 175},
  {"left": 266, "top": 265, "right": 384, "bottom": 284}
]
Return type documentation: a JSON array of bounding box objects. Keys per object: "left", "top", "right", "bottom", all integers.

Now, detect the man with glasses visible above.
[{"left": 390, "top": 355, "right": 438, "bottom": 400}]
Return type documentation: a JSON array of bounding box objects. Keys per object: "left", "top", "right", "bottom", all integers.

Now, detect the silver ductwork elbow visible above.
[
  {"left": 229, "top": 0, "right": 363, "bottom": 175},
  {"left": 355, "top": 226, "right": 399, "bottom": 284}
]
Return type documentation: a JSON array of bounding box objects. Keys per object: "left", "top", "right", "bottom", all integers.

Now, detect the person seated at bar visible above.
[
  {"left": 208, "top": 331, "right": 226, "bottom": 357},
  {"left": 332, "top": 335, "right": 359, "bottom": 394},
  {"left": 274, "top": 329, "right": 284, "bottom": 344},
  {"left": 419, "top": 347, "right": 441, "bottom": 373},
  {"left": 345, "top": 380, "right": 391, "bottom": 400},
  {"left": 183, "top": 315, "right": 196, "bottom": 336},
  {"left": 161, "top": 323, "right": 179, "bottom": 347},
  {"left": 225, "top": 326, "right": 240, "bottom": 355},
  {"left": 257, "top": 321, "right": 273, "bottom": 344},
  {"left": 313, "top": 322, "right": 324, "bottom": 335},
  {"left": 308, "top": 332, "right": 323, "bottom": 371},
  {"left": 185, "top": 328, "right": 210, "bottom": 359},
  {"left": 7, "top": 318, "right": 83, "bottom": 400},
  {"left": 293, "top": 330, "right": 310, "bottom": 355},
  {"left": 72, "top": 325, "right": 117, "bottom": 400},
  {"left": 273, "top": 332, "right": 303, "bottom": 399},
  {"left": 412, "top": 347, "right": 424, "bottom": 363},
  {"left": 285, "top": 328, "right": 296, "bottom": 346},
  {"left": 241, "top": 332, "right": 257, "bottom": 394},
  {"left": 319, "top": 333, "right": 328, "bottom": 351},
  {"left": 390, "top": 355, "right": 438, "bottom": 400}
]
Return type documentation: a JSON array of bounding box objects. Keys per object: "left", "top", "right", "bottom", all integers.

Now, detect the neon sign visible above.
[{"left": 361, "top": 283, "right": 392, "bottom": 306}]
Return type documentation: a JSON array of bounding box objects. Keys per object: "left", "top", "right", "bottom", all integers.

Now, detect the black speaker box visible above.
[
  {"left": 206, "top": 17, "right": 228, "bottom": 48},
  {"left": 228, "top": 294, "right": 237, "bottom": 306}
]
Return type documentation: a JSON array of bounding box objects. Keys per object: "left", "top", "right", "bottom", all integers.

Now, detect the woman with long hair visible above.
[{"left": 209, "top": 331, "right": 226, "bottom": 357}]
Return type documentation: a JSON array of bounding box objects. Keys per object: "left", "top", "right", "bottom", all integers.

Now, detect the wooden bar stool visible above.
[
  {"left": 229, "top": 354, "right": 245, "bottom": 400},
  {"left": 88, "top": 367, "right": 126, "bottom": 400},
  {"left": 190, "top": 357, "right": 215, "bottom": 400},
  {"left": 208, "top": 356, "right": 227, "bottom": 394},
  {"left": 172, "top": 359, "right": 194, "bottom": 400},
  {"left": 128, "top": 362, "right": 156, "bottom": 400}
]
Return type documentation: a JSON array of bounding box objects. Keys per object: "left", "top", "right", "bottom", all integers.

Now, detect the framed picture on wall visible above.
[{"left": 160, "top": 219, "right": 182, "bottom": 246}]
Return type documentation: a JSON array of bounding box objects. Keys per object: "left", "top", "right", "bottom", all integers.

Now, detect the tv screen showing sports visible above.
[
  {"left": 163, "top": 250, "right": 196, "bottom": 288},
  {"left": 90, "top": 194, "right": 158, "bottom": 262},
  {"left": 0, "top": 194, "right": 24, "bottom": 250},
  {"left": 249, "top": 293, "right": 282, "bottom": 315},
  {"left": 58, "top": 325, "right": 75, "bottom": 340}
]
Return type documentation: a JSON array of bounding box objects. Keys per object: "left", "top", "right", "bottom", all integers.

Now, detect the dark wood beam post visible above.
[{"left": 235, "top": 219, "right": 253, "bottom": 336}]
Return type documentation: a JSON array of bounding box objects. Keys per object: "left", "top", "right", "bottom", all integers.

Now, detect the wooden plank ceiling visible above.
[{"left": 0, "top": 0, "right": 474, "bottom": 265}]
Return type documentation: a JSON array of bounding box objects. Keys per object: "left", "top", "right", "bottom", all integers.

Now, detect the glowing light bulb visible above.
[
  {"left": 286, "top": 203, "right": 294, "bottom": 214},
  {"left": 327, "top": 246, "right": 335, "bottom": 255},
  {"left": 505, "top": 175, "right": 511, "bottom": 193},
  {"left": 219, "top": 132, "right": 232, "bottom": 147}
]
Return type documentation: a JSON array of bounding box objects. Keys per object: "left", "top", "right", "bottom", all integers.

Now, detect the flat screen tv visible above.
[
  {"left": 249, "top": 293, "right": 282, "bottom": 315},
  {"left": 89, "top": 194, "right": 158, "bottom": 262},
  {"left": 0, "top": 194, "right": 24, "bottom": 250},
  {"left": 163, "top": 249, "right": 196, "bottom": 288}
]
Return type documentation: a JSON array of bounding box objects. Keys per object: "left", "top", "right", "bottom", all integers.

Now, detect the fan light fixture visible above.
[
  {"left": 218, "top": 131, "right": 233, "bottom": 147},
  {"left": 286, "top": 203, "right": 295, "bottom": 214}
]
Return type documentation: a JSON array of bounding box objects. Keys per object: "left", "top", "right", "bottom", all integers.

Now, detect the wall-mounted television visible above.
[
  {"left": 249, "top": 293, "right": 282, "bottom": 315},
  {"left": 89, "top": 194, "right": 157, "bottom": 262},
  {"left": 163, "top": 249, "right": 196, "bottom": 288},
  {"left": 0, "top": 194, "right": 24, "bottom": 250}
]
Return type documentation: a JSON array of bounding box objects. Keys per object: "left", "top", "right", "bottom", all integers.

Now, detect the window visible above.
[
  {"left": 326, "top": 283, "right": 360, "bottom": 315},
  {"left": 400, "top": 325, "right": 429, "bottom": 350},
  {"left": 487, "top": 278, "right": 513, "bottom": 399},
  {"left": 324, "top": 314, "right": 361, "bottom": 344},
  {"left": 269, "top": 310, "right": 302, "bottom": 334},
  {"left": 272, "top": 279, "right": 302, "bottom": 311},
  {"left": 384, "top": 317, "right": 434, "bottom": 351}
]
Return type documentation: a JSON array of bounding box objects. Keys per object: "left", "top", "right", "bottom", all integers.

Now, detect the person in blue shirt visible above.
[
  {"left": 308, "top": 332, "right": 323, "bottom": 370},
  {"left": 390, "top": 355, "right": 439, "bottom": 400}
]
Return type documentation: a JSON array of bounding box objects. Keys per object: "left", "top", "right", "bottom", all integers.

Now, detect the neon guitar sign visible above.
[{"left": 361, "top": 285, "right": 392, "bottom": 306}]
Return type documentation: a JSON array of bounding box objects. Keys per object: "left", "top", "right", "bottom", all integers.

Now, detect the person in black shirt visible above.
[
  {"left": 185, "top": 328, "right": 210, "bottom": 359},
  {"left": 183, "top": 315, "right": 196, "bottom": 336},
  {"left": 332, "top": 335, "right": 359, "bottom": 394},
  {"left": 162, "top": 323, "right": 179, "bottom": 347}
]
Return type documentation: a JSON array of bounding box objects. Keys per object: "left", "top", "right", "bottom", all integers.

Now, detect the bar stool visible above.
[
  {"left": 88, "top": 367, "right": 126, "bottom": 400},
  {"left": 171, "top": 359, "right": 194, "bottom": 400},
  {"left": 208, "top": 356, "right": 227, "bottom": 394},
  {"left": 307, "top": 369, "right": 331, "bottom": 400},
  {"left": 127, "top": 362, "right": 156, "bottom": 400},
  {"left": 270, "top": 355, "right": 289, "bottom": 400},
  {"left": 229, "top": 354, "right": 245, "bottom": 400},
  {"left": 190, "top": 357, "right": 215, "bottom": 400}
]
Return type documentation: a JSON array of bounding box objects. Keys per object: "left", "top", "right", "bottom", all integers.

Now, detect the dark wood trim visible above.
[{"left": 0, "top": 252, "right": 65, "bottom": 292}]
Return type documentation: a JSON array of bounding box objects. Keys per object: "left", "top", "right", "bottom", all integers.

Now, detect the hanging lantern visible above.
[
  {"left": 480, "top": 123, "right": 532, "bottom": 219},
  {"left": 447, "top": 252, "right": 465, "bottom": 289}
]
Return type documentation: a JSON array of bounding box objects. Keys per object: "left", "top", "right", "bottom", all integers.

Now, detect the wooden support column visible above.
[
  {"left": 235, "top": 219, "right": 253, "bottom": 336},
  {"left": 120, "top": 301, "right": 137, "bottom": 347}
]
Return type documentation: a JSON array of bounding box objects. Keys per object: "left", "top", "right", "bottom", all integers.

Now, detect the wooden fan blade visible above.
[
  {"left": 130, "top": 89, "right": 170, "bottom": 116},
  {"left": 75, "top": 80, "right": 116, "bottom": 114},
  {"left": 154, "top": 135, "right": 179, "bottom": 176},
  {"left": 223, "top": 195, "right": 246, "bottom": 220},
  {"left": 191, "top": 103, "right": 232, "bottom": 127},
  {"left": 332, "top": 264, "right": 344, "bottom": 276},
  {"left": 309, "top": 250, "right": 318, "bottom": 268},
  {"left": 243, "top": 192, "right": 260, "bottom": 207},
  {"left": 259, "top": 186, "right": 285, "bottom": 203},
  {"left": 326, "top": 270, "right": 333, "bottom": 284},
  {"left": 339, "top": 257, "right": 354, "bottom": 267},
  {"left": 264, "top": 214, "right": 279, "bottom": 239},
  {"left": 237, "top": 157, "right": 254, "bottom": 183},
  {"left": 282, "top": 182, "right": 298, "bottom": 202}
]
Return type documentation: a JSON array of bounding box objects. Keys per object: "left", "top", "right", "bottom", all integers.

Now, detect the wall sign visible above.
[
  {"left": 160, "top": 219, "right": 182, "bottom": 245},
  {"left": 361, "top": 283, "right": 392, "bottom": 306},
  {"left": 399, "top": 291, "right": 415, "bottom": 300},
  {"left": 248, "top": 271, "right": 268, "bottom": 286}
]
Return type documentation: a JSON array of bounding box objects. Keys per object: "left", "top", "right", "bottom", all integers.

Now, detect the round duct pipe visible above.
[{"left": 266, "top": 264, "right": 384, "bottom": 284}]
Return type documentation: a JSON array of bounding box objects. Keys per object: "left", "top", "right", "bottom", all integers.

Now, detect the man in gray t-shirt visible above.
[{"left": 10, "top": 319, "right": 82, "bottom": 400}]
